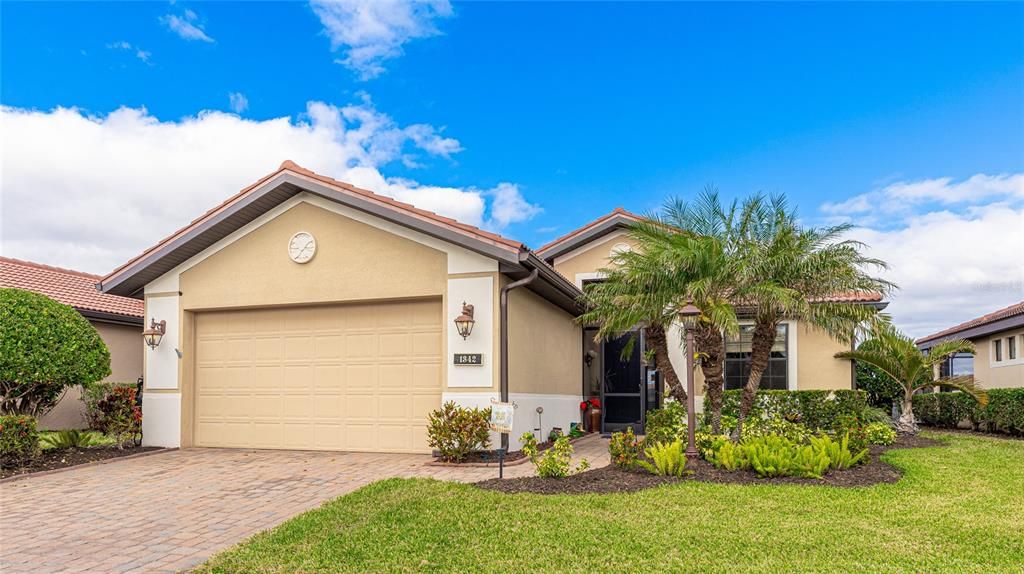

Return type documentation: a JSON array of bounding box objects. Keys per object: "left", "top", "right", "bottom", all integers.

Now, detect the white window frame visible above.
[{"left": 990, "top": 331, "right": 1024, "bottom": 368}]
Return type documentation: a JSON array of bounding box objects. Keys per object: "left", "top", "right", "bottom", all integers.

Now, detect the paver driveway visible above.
[{"left": 0, "top": 435, "right": 608, "bottom": 573}]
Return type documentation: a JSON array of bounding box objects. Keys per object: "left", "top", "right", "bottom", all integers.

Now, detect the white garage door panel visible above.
[{"left": 194, "top": 299, "right": 442, "bottom": 453}]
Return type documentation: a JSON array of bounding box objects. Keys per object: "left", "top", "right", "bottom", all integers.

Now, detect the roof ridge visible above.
[
  {"left": 536, "top": 207, "right": 644, "bottom": 254},
  {"left": 0, "top": 256, "right": 101, "bottom": 279},
  {"left": 916, "top": 300, "right": 1024, "bottom": 344},
  {"left": 102, "top": 161, "right": 525, "bottom": 285}
]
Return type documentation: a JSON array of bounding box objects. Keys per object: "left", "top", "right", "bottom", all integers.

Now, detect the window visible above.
[
  {"left": 940, "top": 352, "right": 974, "bottom": 378},
  {"left": 1008, "top": 336, "right": 1017, "bottom": 361},
  {"left": 725, "top": 324, "right": 789, "bottom": 390},
  {"left": 993, "top": 339, "right": 1002, "bottom": 362}
]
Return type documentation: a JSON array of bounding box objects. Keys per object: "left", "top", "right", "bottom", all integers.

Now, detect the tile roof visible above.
[
  {"left": 537, "top": 207, "right": 643, "bottom": 255},
  {"left": 916, "top": 300, "right": 1024, "bottom": 345},
  {"left": 813, "top": 291, "right": 884, "bottom": 303},
  {"left": 0, "top": 257, "right": 144, "bottom": 319},
  {"left": 103, "top": 160, "right": 523, "bottom": 285}
]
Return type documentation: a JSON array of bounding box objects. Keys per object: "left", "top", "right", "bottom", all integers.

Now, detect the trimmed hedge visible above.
[
  {"left": 914, "top": 389, "right": 1024, "bottom": 436},
  {"left": 719, "top": 390, "right": 869, "bottom": 431}
]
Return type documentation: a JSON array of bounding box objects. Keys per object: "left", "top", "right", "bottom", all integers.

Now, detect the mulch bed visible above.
[
  {"left": 475, "top": 434, "right": 942, "bottom": 495},
  {"left": 432, "top": 436, "right": 585, "bottom": 466},
  {"left": 0, "top": 445, "right": 162, "bottom": 479}
]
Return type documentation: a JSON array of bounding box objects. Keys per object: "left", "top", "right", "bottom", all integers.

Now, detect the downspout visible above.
[{"left": 499, "top": 267, "right": 539, "bottom": 451}]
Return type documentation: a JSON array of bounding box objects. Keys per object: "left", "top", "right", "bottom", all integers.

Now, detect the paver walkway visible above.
[{"left": 0, "top": 434, "right": 608, "bottom": 573}]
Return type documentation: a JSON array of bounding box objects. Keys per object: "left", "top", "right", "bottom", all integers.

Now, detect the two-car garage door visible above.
[{"left": 193, "top": 299, "right": 442, "bottom": 453}]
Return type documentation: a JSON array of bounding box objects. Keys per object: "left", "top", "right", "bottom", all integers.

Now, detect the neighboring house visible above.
[
  {"left": 536, "top": 208, "right": 887, "bottom": 431},
  {"left": 0, "top": 257, "right": 144, "bottom": 429},
  {"left": 99, "top": 161, "right": 884, "bottom": 452},
  {"left": 916, "top": 301, "right": 1024, "bottom": 389}
]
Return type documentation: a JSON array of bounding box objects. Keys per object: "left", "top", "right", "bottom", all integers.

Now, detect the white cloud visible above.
[
  {"left": 107, "top": 41, "right": 151, "bottom": 64},
  {"left": 310, "top": 0, "right": 453, "bottom": 80},
  {"left": 822, "top": 173, "right": 1024, "bottom": 220},
  {"left": 160, "top": 9, "right": 214, "bottom": 43},
  {"left": 228, "top": 92, "right": 249, "bottom": 114},
  {"left": 0, "top": 101, "right": 540, "bottom": 275},
  {"left": 823, "top": 177, "right": 1024, "bottom": 338}
]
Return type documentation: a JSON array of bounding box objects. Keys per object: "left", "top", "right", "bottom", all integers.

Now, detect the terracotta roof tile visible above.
[
  {"left": 916, "top": 300, "right": 1024, "bottom": 344},
  {"left": 1, "top": 257, "right": 144, "bottom": 318},
  {"left": 537, "top": 207, "right": 643, "bottom": 255},
  {"left": 103, "top": 161, "right": 523, "bottom": 285}
]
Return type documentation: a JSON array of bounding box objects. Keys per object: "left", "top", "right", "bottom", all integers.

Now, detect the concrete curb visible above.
[{"left": 0, "top": 447, "right": 177, "bottom": 485}]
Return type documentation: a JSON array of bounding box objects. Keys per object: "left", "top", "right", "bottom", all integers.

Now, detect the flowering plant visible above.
[
  {"left": 579, "top": 401, "right": 589, "bottom": 411},
  {"left": 588, "top": 398, "right": 601, "bottom": 409}
]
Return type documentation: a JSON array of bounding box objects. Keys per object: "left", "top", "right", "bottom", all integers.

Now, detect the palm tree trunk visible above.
[
  {"left": 694, "top": 323, "right": 726, "bottom": 433},
  {"left": 896, "top": 391, "right": 919, "bottom": 434},
  {"left": 736, "top": 320, "right": 777, "bottom": 439},
  {"left": 646, "top": 324, "right": 686, "bottom": 404}
]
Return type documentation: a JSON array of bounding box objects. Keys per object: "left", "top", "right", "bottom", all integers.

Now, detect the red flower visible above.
[
  {"left": 588, "top": 398, "right": 601, "bottom": 409},
  {"left": 579, "top": 401, "right": 589, "bottom": 411}
]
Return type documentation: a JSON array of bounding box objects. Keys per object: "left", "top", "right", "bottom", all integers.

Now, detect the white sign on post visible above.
[{"left": 489, "top": 401, "right": 514, "bottom": 434}]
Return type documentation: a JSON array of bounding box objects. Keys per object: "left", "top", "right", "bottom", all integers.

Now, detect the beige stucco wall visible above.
[
  {"left": 180, "top": 201, "right": 446, "bottom": 311},
  {"left": 39, "top": 320, "right": 143, "bottom": 430},
  {"left": 507, "top": 285, "right": 582, "bottom": 396},
  {"left": 796, "top": 324, "right": 853, "bottom": 391},
  {"left": 552, "top": 233, "right": 639, "bottom": 285},
  {"left": 972, "top": 329, "right": 1024, "bottom": 389}
]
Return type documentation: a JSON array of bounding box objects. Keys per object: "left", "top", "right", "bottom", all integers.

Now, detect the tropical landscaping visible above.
[
  {"left": 196, "top": 431, "right": 1024, "bottom": 573},
  {"left": 0, "top": 287, "right": 147, "bottom": 478}
]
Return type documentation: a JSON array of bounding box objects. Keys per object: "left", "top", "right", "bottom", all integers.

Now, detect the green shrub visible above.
[
  {"left": 973, "top": 389, "right": 1024, "bottom": 435},
  {"left": 83, "top": 382, "right": 137, "bottom": 432},
  {"left": 638, "top": 440, "right": 687, "bottom": 477},
  {"left": 0, "top": 288, "right": 111, "bottom": 416},
  {"left": 608, "top": 428, "right": 644, "bottom": 470},
  {"left": 707, "top": 440, "right": 750, "bottom": 471},
  {"left": 913, "top": 392, "right": 978, "bottom": 429},
  {"left": 695, "top": 431, "right": 730, "bottom": 460},
  {"left": 810, "top": 433, "right": 868, "bottom": 470},
  {"left": 832, "top": 413, "right": 869, "bottom": 454},
  {"left": 427, "top": 402, "right": 491, "bottom": 462},
  {"left": 40, "top": 429, "right": 104, "bottom": 450},
  {"left": 0, "top": 415, "right": 40, "bottom": 468},
  {"left": 744, "top": 416, "right": 813, "bottom": 444},
  {"left": 644, "top": 402, "right": 687, "bottom": 445},
  {"left": 743, "top": 435, "right": 798, "bottom": 478},
  {"left": 912, "top": 390, "right": 1024, "bottom": 436},
  {"left": 95, "top": 386, "right": 142, "bottom": 449},
  {"left": 864, "top": 422, "right": 897, "bottom": 445},
  {"left": 792, "top": 444, "right": 831, "bottom": 479},
  {"left": 720, "top": 389, "right": 869, "bottom": 432},
  {"left": 521, "top": 433, "right": 587, "bottom": 478}
]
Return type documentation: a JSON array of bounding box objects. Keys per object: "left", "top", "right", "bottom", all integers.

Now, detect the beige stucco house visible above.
[
  {"left": 0, "top": 257, "right": 144, "bottom": 429},
  {"left": 916, "top": 301, "right": 1024, "bottom": 389},
  {"left": 99, "top": 162, "right": 884, "bottom": 452},
  {"left": 536, "top": 208, "right": 886, "bottom": 431}
]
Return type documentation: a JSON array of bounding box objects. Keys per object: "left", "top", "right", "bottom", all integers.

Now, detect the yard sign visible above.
[{"left": 489, "top": 401, "right": 514, "bottom": 433}]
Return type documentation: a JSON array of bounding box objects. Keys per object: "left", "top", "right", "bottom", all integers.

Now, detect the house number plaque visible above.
[{"left": 453, "top": 353, "right": 483, "bottom": 366}]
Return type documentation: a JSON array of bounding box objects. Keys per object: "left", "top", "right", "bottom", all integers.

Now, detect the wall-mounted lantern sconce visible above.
[
  {"left": 584, "top": 349, "right": 597, "bottom": 367},
  {"left": 454, "top": 302, "right": 475, "bottom": 340},
  {"left": 142, "top": 318, "right": 166, "bottom": 350}
]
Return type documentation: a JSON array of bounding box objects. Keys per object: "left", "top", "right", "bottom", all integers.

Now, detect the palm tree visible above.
[
  {"left": 836, "top": 327, "right": 985, "bottom": 433},
  {"left": 732, "top": 195, "right": 895, "bottom": 438},
  {"left": 578, "top": 189, "right": 742, "bottom": 432}
]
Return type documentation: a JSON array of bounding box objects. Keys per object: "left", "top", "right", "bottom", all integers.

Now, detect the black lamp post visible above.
[{"left": 679, "top": 303, "right": 700, "bottom": 460}]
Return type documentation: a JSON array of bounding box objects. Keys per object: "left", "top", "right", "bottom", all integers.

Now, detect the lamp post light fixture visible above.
[
  {"left": 678, "top": 303, "right": 701, "bottom": 461},
  {"left": 454, "top": 302, "right": 475, "bottom": 340},
  {"left": 142, "top": 319, "right": 166, "bottom": 350}
]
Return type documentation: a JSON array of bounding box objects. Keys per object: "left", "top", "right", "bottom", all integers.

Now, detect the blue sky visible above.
[{"left": 2, "top": 1, "right": 1023, "bottom": 335}]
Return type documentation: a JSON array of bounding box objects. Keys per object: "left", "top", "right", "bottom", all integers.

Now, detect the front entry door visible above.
[{"left": 602, "top": 333, "right": 644, "bottom": 433}]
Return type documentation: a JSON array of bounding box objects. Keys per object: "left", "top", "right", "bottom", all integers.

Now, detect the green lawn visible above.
[{"left": 197, "top": 432, "right": 1024, "bottom": 573}]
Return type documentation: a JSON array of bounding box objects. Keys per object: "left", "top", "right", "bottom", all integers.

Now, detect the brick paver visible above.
[{"left": 0, "top": 435, "right": 608, "bottom": 573}]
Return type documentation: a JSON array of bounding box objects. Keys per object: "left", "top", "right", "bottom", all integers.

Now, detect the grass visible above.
[{"left": 197, "top": 432, "right": 1023, "bottom": 573}]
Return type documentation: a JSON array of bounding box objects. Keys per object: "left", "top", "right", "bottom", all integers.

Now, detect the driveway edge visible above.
[{"left": 0, "top": 447, "right": 178, "bottom": 484}]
